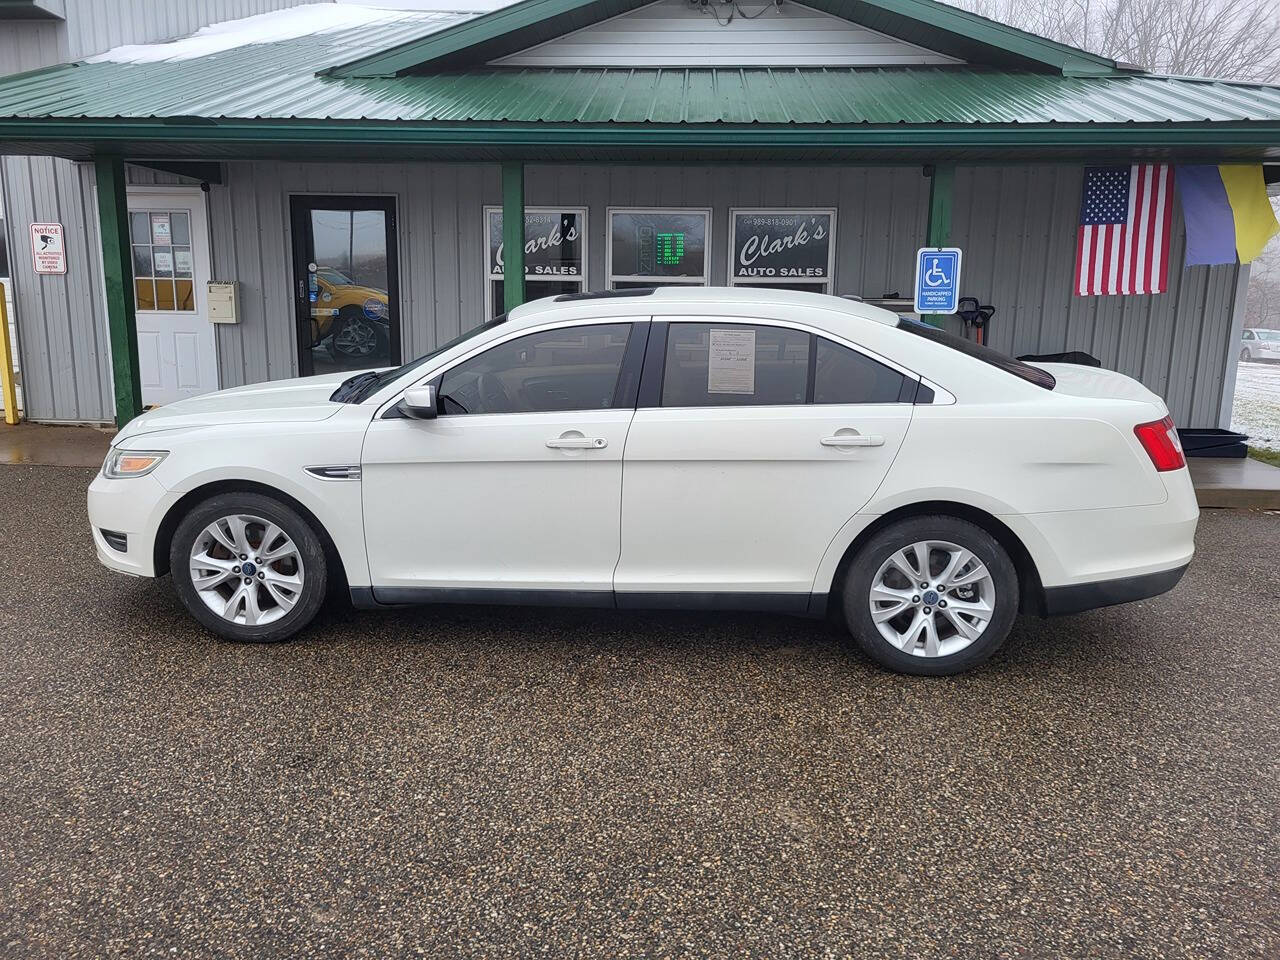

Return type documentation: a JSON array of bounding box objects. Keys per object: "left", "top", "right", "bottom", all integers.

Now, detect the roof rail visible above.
[{"left": 553, "top": 288, "right": 657, "bottom": 302}]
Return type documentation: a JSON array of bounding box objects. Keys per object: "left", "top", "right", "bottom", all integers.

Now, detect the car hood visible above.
[
  {"left": 1033, "top": 362, "right": 1163, "bottom": 405},
  {"left": 113, "top": 371, "right": 366, "bottom": 445}
]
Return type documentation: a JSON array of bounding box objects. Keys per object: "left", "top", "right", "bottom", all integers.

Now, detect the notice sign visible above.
[
  {"left": 732, "top": 211, "right": 834, "bottom": 280},
  {"left": 707, "top": 327, "right": 756, "bottom": 395},
  {"left": 30, "top": 222, "right": 66, "bottom": 275}
]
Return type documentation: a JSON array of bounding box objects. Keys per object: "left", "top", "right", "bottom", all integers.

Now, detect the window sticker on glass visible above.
[
  {"left": 153, "top": 249, "right": 174, "bottom": 276},
  {"left": 707, "top": 328, "right": 756, "bottom": 395},
  {"left": 174, "top": 248, "right": 194, "bottom": 277},
  {"left": 151, "top": 213, "right": 171, "bottom": 245}
]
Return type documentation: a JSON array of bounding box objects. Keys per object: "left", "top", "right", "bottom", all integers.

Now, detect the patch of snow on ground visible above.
[
  {"left": 1230, "top": 360, "right": 1280, "bottom": 452},
  {"left": 89, "top": 4, "right": 439, "bottom": 64}
]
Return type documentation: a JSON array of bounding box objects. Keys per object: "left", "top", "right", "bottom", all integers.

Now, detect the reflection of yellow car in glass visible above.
[{"left": 310, "top": 267, "right": 391, "bottom": 361}]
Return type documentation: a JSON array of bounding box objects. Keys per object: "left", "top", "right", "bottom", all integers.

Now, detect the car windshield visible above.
[
  {"left": 1256, "top": 330, "right": 1280, "bottom": 341},
  {"left": 896, "top": 318, "right": 1057, "bottom": 390},
  {"left": 333, "top": 314, "right": 509, "bottom": 403}
]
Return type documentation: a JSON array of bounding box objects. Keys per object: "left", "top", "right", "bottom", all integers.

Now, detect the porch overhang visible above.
[{"left": 4, "top": 119, "right": 1280, "bottom": 166}]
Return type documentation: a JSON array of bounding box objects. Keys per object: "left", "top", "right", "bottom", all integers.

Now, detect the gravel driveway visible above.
[{"left": 1, "top": 465, "right": 1277, "bottom": 959}]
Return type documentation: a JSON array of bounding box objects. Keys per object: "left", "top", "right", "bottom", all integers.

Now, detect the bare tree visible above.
[{"left": 951, "top": 0, "right": 1280, "bottom": 81}]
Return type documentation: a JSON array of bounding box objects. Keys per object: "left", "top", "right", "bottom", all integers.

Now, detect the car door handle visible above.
[
  {"left": 821, "top": 434, "right": 884, "bottom": 447},
  {"left": 546, "top": 437, "right": 607, "bottom": 449}
]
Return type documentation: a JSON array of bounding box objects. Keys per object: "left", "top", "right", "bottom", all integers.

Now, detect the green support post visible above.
[
  {"left": 923, "top": 163, "right": 955, "bottom": 328},
  {"left": 502, "top": 161, "right": 525, "bottom": 313},
  {"left": 94, "top": 155, "right": 143, "bottom": 427}
]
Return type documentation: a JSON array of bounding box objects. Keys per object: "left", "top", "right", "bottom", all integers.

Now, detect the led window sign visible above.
[
  {"left": 729, "top": 210, "right": 836, "bottom": 293},
  {"left": 608, "top": 209, "right": 710, "bottom": 287},
  {"left": 656, "top": 232, "right": 685, "bottom": 266}
]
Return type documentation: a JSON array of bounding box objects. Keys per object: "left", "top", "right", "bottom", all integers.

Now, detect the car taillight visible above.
[{"left": 1134, "top": 416, "right": 1185, "bottom": 472}]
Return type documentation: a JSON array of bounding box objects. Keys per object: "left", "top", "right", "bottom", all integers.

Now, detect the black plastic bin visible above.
[{"left": 1177, "top": 429, "right": 1249, "bottom": 459}]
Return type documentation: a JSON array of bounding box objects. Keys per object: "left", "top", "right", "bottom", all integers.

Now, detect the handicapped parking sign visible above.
[{"left": 914, "top": 247, "right": 962, "bottom": 314}]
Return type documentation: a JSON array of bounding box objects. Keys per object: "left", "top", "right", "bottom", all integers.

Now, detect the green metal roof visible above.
[
  {"left": 326, "top": 0, "right": 1122, "bottom": 77},
  {"left": 0, "top": 7, "right": 1279, "bottom": 162},
  {"left": 2, "top": 57, "right": 1279, "bottom": 126}
]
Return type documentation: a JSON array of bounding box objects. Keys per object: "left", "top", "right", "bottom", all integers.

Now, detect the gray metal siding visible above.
[
  {"left": 0, "top": 158, "right": 201, "bottom": 421},
  {"left": 495, "top": 0, "right": 958, "bottom": 67},
  {"left": 5, "top": 158, "right": 1245, "bottom": 426},
  {"left": 0, "top": 0, "right": 324, "bottom": 75},
  {"left": 205, "top": 161, "right": 498, "bottom": 389},
  {"left": 950, "top": 166, "right": 1243, "bottom": 427}
]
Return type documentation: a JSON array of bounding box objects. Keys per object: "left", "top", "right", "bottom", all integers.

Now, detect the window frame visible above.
[
  {"left": 727, "top": 208, "right": 837, "bottom": 295},
  {"left": 606, "top": 207, "right": 712, "bottom": 289},
  {"left": 638, "top": 317, "right": 924, "bottom": 410},
  {"left": 483, "top": 205, "right": 589, "bottom": 318}
]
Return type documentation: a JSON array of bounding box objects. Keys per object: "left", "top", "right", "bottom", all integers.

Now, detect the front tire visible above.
[
  {"left": 170, "top": 492, "right": 328, "bottom": 643},
  {"left": 842, "top": 516, "right": 1018, "bottom": 676}
]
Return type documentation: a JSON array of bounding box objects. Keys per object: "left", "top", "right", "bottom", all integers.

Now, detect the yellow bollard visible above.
[{"left": 0, "top": 280, "right": 19, "bottom": 424}]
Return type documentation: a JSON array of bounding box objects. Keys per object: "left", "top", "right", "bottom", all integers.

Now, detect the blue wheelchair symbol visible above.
[{"left": 914, "top": 247, "right": 962, "bottom": 314}]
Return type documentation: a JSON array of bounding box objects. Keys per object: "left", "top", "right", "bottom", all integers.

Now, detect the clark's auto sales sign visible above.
[
  {"left": 488, "top": 210, "right": 583, "bottom": 278},
  {"left": 731, "top": 211, "right": 834, "bottom": 281}
]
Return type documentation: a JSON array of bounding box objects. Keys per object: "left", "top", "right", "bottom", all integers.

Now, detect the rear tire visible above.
[
  {"left": 842, "top": 515, "right": 1019, "bottom": 676},
  {"left": 1241, "top": 348, "right": 1252, "bottom": 362},
  {"left": 170, "top": 492, "right": 328, "bottom": 643}
]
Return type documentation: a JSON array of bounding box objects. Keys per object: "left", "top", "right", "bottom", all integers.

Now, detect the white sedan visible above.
[{"left": 89, "top": 288, "right": 1197, "bottom": 675}]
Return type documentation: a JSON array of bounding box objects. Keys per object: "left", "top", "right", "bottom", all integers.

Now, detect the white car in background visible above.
[
  {"left": 88, "top": 288, "right": 1198, "bottom": 676},
  {"left": 1240, "top": 327, "right": 1280, "bottom": 362}
]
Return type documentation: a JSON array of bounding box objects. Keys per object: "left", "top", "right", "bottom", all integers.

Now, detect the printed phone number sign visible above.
[{"left": 30, "top": 222, "right": 67, "bottom": 275}]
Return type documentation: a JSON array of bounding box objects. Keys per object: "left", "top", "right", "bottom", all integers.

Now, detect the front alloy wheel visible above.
[
  {"left": 171, "top": 492, "right": 327, "bottom": 642},
  {"left": 843, "top": 516, "right": 1018, "bottom": 675},
  {"left": 189, "top": 514, "right": 305, "bottom": 626}
]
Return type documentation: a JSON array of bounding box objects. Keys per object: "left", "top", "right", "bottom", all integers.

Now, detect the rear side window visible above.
[
  {"left": 814, "top": 337, "right": 906, "bottom": 404},
  {"left": 897, "top": 318, "right": 1056, "bottom": 390},
  {"left": 662, "top": 323, "right": 809, "bottom": 407},
  {"left": 439, "top": 323, "right": 631, "bottom": 415}
]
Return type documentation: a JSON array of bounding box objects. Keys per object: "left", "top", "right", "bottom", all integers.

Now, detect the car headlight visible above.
[{"left": 103, "top": 449, "right": 168, "bottom": 479}]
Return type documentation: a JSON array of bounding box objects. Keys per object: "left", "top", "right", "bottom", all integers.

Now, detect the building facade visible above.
[{"left": 0, "top": 0, "right": 1275, "bottom": 429}]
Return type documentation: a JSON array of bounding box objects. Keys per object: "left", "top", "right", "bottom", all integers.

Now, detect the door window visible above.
[
  {"left": 129, "top": 210, "right": 195, "bottom": 312},
  {"left": 438, "top": 323, "right": 632, "bottom": 416},
  {"left": 290, "top": 196, "right": 400, "bottom": 377},
  {"left": 662, "top": 323, "right": 809, "bottom": 407},
  {"left": 813, "top": 337, "right": 906, "bottom": 404}
]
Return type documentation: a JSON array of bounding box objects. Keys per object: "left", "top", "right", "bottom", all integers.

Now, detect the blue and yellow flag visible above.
[{"left": 1178, "top": 164, "right": 1278, "bottom": 265}]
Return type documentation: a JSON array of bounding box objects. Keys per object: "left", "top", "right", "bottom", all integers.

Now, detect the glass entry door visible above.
[{"left": 290, "top": 196, "right": 401, "bottom": 377}]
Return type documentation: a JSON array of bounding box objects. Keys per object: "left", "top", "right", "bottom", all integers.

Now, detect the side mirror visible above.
[{"left": 399, "top": 384, "right": 438, "bottom": 420}]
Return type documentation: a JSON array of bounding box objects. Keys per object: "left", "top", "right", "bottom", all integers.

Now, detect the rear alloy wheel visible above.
[
  {"left": 842, "top": 516, "right": 1018, "bottom": 675},
  {"left": 170, "top": 492, "right": 327, "bottom": 642},
  {"left": 1241, "top": 348, "right": 1252, "bottom": 362}
]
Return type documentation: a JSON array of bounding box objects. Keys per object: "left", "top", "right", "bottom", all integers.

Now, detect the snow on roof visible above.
[{"left": 87, "top": 2, "right": 509, "bottom": 65}]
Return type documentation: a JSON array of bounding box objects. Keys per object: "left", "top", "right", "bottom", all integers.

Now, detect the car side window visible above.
[
  {"left": 1243, "top": 330, "right": 1255, "bottom": 340},
  {"left": 438, "top": 323, "right": 632, "bottom": 416},
  {"left": 813, "top": 337, "right": 906, "bottom": 404},
  {"left": 662, "top": 323, "right": 809, "bottom": 407}
]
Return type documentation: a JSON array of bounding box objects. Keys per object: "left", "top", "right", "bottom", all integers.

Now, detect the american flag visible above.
[{"left": 1075, "top": 164, "right": 1174, "bottom": 296}]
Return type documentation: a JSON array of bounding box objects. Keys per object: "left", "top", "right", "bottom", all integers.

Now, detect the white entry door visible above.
[{"left": 126, "top": 188, "right": 218, "bottom": 405}]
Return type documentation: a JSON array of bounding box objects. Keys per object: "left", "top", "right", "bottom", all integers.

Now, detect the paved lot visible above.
[{"left": 0, "top": 465, "right": 1277, "bottom": 959}]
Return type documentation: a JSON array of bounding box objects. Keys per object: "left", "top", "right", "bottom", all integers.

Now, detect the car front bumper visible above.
[{"left": 87, "top": 471, "right": 169, "bottom": 578}]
